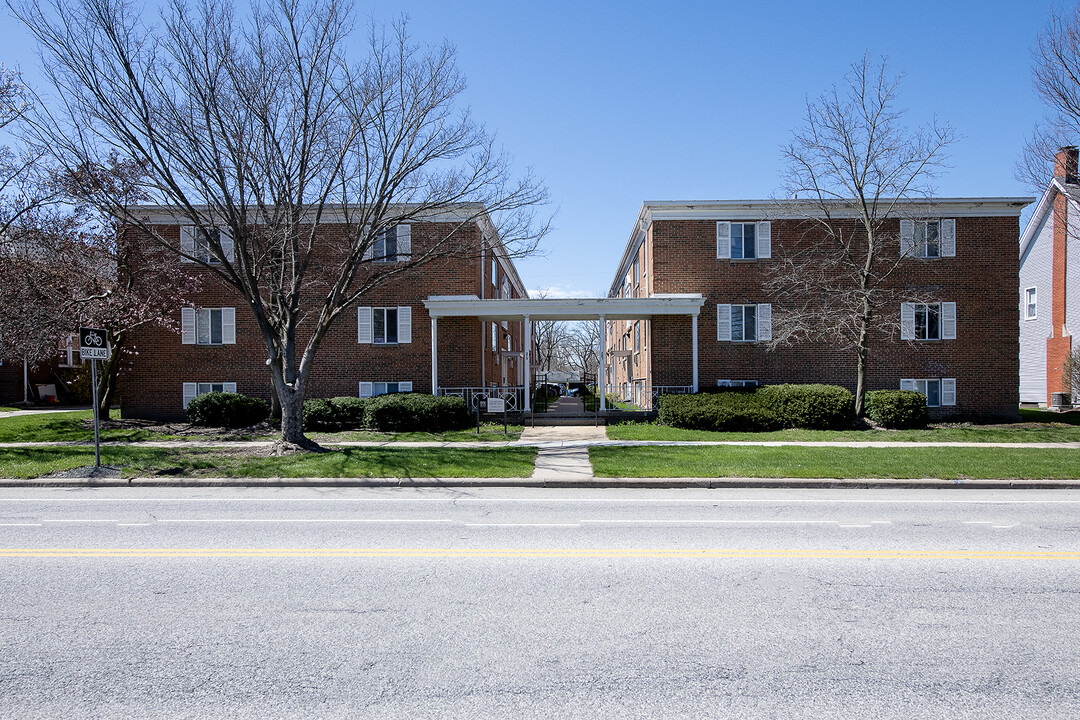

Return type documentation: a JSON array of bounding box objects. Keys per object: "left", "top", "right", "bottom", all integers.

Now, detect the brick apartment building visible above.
[
  {"left": 1019, "top": 148, "right": 1080, "bottom": 407},
  {"left": 606, "top": 197, "right": 1032, "bottom": 419},
  {"left": 121, "top": 206, "right": 528, "bottom": 420}
]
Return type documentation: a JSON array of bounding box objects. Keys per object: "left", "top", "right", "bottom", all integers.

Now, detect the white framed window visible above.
[
  {"left": 180, "top": 226, "right": 234, "bottom": 264},
  {"left": 717, "top": 303, "right": 772, "bottom": 342},
  {"left": 717, "top": 379, "right": 758, "bottom": 388},
  {"left": 901, "top": 219, "right": 955, "bottom": 258},
  {"left": 900, "top": 378, "right": 956, "bottom": 407},
  {"left": 359, "top": 381, "right": 413, "bottom": 397},
  {"left": 1024, "top": 288, "right": 1037, "bottom": 320},
  {"left": 901, "top": 302, "right": 956, "bottom": 341},
  {"left": 181, "top": 307, "right": 236, "bottom": 345},
  {"left": 501, "top": 278, "right": 510, "bottom": 300},
  {"left": 182, "top": 381, "right": 237, "bottom": 409},
  {"left": 364, "top": 225, "right": 412, "bottom": 263},
  {"left": 716, "top": 221, "right": 771, "bottom": 260},
  {"left": 357, "top": 306, "right": 412, "bottom": 344},
  {"left": 491, "top": 323, "right": 498, "bottom": 352},
  {"left": 58, "top": 334, "right": 82, "bottom": 367}
]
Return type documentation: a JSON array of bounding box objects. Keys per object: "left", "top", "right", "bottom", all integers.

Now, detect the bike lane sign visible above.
[{"left": 79, "top": 328, "right": 109, "bottom": 360}]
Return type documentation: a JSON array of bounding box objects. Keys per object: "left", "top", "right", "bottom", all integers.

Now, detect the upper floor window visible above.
[
  {"left": 900, "top": 302, "right": 956, "bottom": 341},
  {"left": 1024, "top": 288, "right": 1037, "bottom": 320},
  {"left": 180, "top": 226, "right": 234, "bottom": 264},
  {"left": 717, "top": 303, "right": 772, "bottom": 342},
  {"left": 716, "top": 221, "right": 771, "bottom": 260},
  {"left": 181, "top": 307, "right": 236, "bottom": 345},
  {"left": 364, "top": 225, "right": 412, "bottom": 263},
  {"left": 900, "top": 219, "right": 955, "bottom": 258}
]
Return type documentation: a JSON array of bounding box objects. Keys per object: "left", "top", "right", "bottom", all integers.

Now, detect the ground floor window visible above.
[
  {"left": 716, "top": 379, "right": 758, "bottom": 388},
  {"left": 900, "top": 378, "right": 956, "bottom": 407},
  {"left": 359, "top": 381, "right": 414, "bottom": 397},
  {"left": 182, "top": 381, "right": 237, "bottom": 409}
]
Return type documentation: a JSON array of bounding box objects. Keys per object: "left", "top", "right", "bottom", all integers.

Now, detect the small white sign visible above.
[
  {"left": 486, "top": 397, "right": 505, "bottom": 413},
  {"left": 79, "top": 327, "right": 109, "bottom": 360}
]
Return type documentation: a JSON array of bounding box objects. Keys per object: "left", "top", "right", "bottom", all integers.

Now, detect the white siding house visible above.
[{"left": 1019, "top": 201, "right": 1054, "bottom": 403}]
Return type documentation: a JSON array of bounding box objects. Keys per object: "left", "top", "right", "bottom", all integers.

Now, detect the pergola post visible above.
[
  {"left": 691, "top": 313, "right": 699, "bottom": 393},
  {"left": 431, "top": 317, "right": 438, "bottom": 397},
  {"left": 599, "top": 316, "right": 607, "bottom": 412},
  {"left": 523, "top": 315, "right": 531, "bottom": 412}
]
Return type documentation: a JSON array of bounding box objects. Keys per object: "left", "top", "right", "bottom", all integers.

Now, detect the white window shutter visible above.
[
  {"left": 900, "top": 303, "right": 915, "bottom": 340},
  {"left": 181, "top": 307, "right": 196, "bottom": 344},
  {"left": 397, "top": 306, "right": 412, "bottom": 344},
  {"left": 221, "top": 307, "right": 236, "bottom": 344},
  {"left": 397, "top": 225, "right": 411, "bottom": 261},
  {"left": 223, "top": 382, "right": 237, "bottom": 394},
  {"left": 716, "top": 222, "right": 731, "bottom": 259},
  {"left": 941, "top": 378, "right": 956, "bottom": 406},
  {"left": 940, "top": 302, "right": 956, "bottom": 340},
  {"left": 900, "top": 379, "right": 915, "bottom": 392},
  {"left": 357, "top": 307, "right": 372, "bottom": 344},
  {"left": 756, "top": 221, "right": 772, "bottom": 259},
  {"left": 757, "top": 303, "right": 772, "bottom": 341},
  {"left": 399, "top": 381, "right": 413, "bottom": 392},
  {"left": 180, "top": 226, "right": 195, "bottom": 262},
  {"left": 197, "top": 308, "right": 212, "bottom": 345},
  {"left": 182, "top": 382, "right": 197, "bottom": 409},
  {"left": 900, "top": 220, "right": 915, "bottom": 256},
  {"left": 940, "top": 219, "right": 956, "bottom": 257},
  {"left": 359, "top": 381, "right": 373, "bottom": 398},
  {"left": 219, "top": 228, "right": 234, "bottom": 262},
  {"left": 717, "top": 304, "right": 732, "bottom": 342}
]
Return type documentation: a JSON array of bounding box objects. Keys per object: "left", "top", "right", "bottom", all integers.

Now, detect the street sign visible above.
[
  {"left": 79, "top": 328, "right": 109, "bottom": 360},
  {"left": 486, "top": 397, "right": 505, "bottom": 413}
]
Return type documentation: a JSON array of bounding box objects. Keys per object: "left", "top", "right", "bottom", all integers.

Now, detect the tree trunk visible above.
[
  {"left": 854, "top": 329, "right": 869, "bottom": 417},
  {"left": 98, "top": 333, "right": 124, "bottom": 420}
]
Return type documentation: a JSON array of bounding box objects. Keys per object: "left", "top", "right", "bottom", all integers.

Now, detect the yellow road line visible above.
[{"left": 1, "top": 548, "right": 1079, "bottom": 560}]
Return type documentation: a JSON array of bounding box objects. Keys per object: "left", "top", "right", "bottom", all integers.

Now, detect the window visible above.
[
  {"left": 901, "top": 302, "right": 955, "bottom": 341},
  {"left": 901, "top": 219, "right": 955, "bottom": 258},
  {"left": 730, "top": 223, "right": 756, "bottom": 259},
  {"left": 365, "top": 225, "right": 411, "bottom": 263},
  {"left": 501, "top": 278, "right": 510, "bottom": 300},
  {"left": 181, "top": 307, "right": 236, "bottom": 345},
  {"left": 634, "top": 322, "right": 640, "bottom": 353},
  {"left": 1025, "top": 288, "right": 1037, "bottom": 320},
  {"left": 359, "top": 381, "right": 413, "bottom": 398},
  {"left": 491, "top": 323, "right": 498, "bottom": 352},
  {"left": 182, "top": 381, "right": 237, "bottom": 409},
  {"left": 716, "top": 221, "right": 771, "bottom": 260},
  {"left": 180, "top": 226, "right": 233, "bottom": 264},
  {"left": 717, "top": 379, "right": 758, "bottom": 388},
  {"left": 373, "top": 308, "right": 398, "bottom": 344},
  {"left": 58, "top": 334, "right": 82, "bottom": 367},
  {"left": 901, "top": 378, "right": 956, "bottom": 407},
  {"left": 357, "top": 306, "right": 412, "bottom": 344},
  {"left": 717, "top": 303, "right": 772, "bottom": 342}
]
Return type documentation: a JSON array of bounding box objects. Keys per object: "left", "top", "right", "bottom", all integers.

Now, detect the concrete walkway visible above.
[
  {"left": 521, "top": 426, "right": 604, "bottom": 479},
  {"left": 0, "top": 406, "right": 93, "bottom": 420}
]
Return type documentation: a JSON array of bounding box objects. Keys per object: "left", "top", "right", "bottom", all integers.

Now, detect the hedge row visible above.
[
  {"left": 657, "top": 384, "right": 854, "bottom": 432},
  {"left": 302, "top": 393, "right": 472, "bottom": 432},
  {"left": 186, "top": 392, "right": 270, "bottom": 428},
  {"left": 864, "top": 390, "right": 929, "bottom": 429}
]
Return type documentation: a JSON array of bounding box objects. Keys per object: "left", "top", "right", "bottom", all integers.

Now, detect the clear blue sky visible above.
[{"left": 1, "top": 0, "right": 1050, "bottom": 297}]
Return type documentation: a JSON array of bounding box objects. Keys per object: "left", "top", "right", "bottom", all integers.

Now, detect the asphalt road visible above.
[{"left": 2, "top": 486, "right": 1079, "bottom": 719}]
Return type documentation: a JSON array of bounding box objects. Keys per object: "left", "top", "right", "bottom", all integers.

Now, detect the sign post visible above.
[{"left": 79, "top": 328, "right": 108, "bottom": 468}]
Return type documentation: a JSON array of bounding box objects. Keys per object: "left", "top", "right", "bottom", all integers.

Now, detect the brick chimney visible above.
[{"left": 1055, "top": 146, "right": 1079, "bottom": 184}]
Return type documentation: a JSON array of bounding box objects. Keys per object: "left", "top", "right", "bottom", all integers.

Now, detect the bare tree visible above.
[
  {"left": 764, "top": 55, "right": 955, "bottom": 415},
  {"left": 12, "top": 0, "right": 547, "bottom": 448},
  {"left": 1064, "top": 348, "right": 1080, "bottom": 402},
  {"left": 1018, "top": 5, "right": 1080, "bottom": 189},
  {"left": 563, "top": 321, "right": 600, "bottom": 379}
]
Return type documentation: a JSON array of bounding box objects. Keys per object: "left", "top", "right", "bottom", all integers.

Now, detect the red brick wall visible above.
[
  {"left": 648, "top": 215, "right": 1021, "bottom": 419},
  {"left": 122, "top": 221, "right": 491, "bottom": 420},
  {"left": 1047, "top": 192, "right": 1073, "bottom": 401}
]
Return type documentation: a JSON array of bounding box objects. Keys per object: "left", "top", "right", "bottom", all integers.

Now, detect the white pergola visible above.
[{"left": 422, "top": 294, "right": 706, "bottom": 411}]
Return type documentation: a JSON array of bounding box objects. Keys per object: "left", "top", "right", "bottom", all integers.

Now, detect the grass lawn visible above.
[
  {"left": 606, "top": 410, "right": 1080, "bottom": 444},
  {"left": 0, "top": 446, "right": 538, "bottom": 479},
  {"left": 312, "top": 423, "right": 524, "bottom": 443},
  {"left": 590, "top": 445, "right": 1080, "bottom": 480}
]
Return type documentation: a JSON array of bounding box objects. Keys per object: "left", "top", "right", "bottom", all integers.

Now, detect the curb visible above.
[{"left": 3, "top": 477, "right": 1080, "bottom": 490}]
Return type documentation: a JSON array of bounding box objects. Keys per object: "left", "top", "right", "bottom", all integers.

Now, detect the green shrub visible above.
[
  {"left": 657, "top": 392, "right": 784, "bottom": 432},
  {"left": 303, "top": 396, "right": 370, "bottom": 431},
  {"left": 864, "top": 390, "right": 928, "bottom": 429},
  {"left": 757, "top": 384, "right": 854, "bottom": 430},
  {"left": 187, "top": 391, "right": 269, "bottom": 428},
  {"left": 364, "top": 393, "right": 472, "bottom": 432}
]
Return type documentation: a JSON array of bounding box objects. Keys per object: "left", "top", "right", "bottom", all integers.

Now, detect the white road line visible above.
[
  {"left": 464, "top": 523, "right": 581, "bottom": 527},
  {"left": 584, "top": 519, "right": 841, "bottom": 525},
  {"left": 41, "top": 519, "right": 118, "bottom": 523},
  {"left": 839, "top": 524, "right": 872, "bottom": 528},
  {"left": 116, "top": 523, "right": 152, "bottom": 527},
  {"left": 156, "top": 518, "right": 454, "bottom": 523},
  {"left": 870, "top": 520, "right": 892, "bottom": 524},
  {"left": 0, "top": 523, "right": 42, "bottom": 527},
  {"left": 993, "top": 524, "right": 1020, "bottom": 529},
  {"left": 5, "top": 496, "right": 1080, "bottom": 505},
  {"left": 964, "top": 521, "right": 994, "bottom": 524}
]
